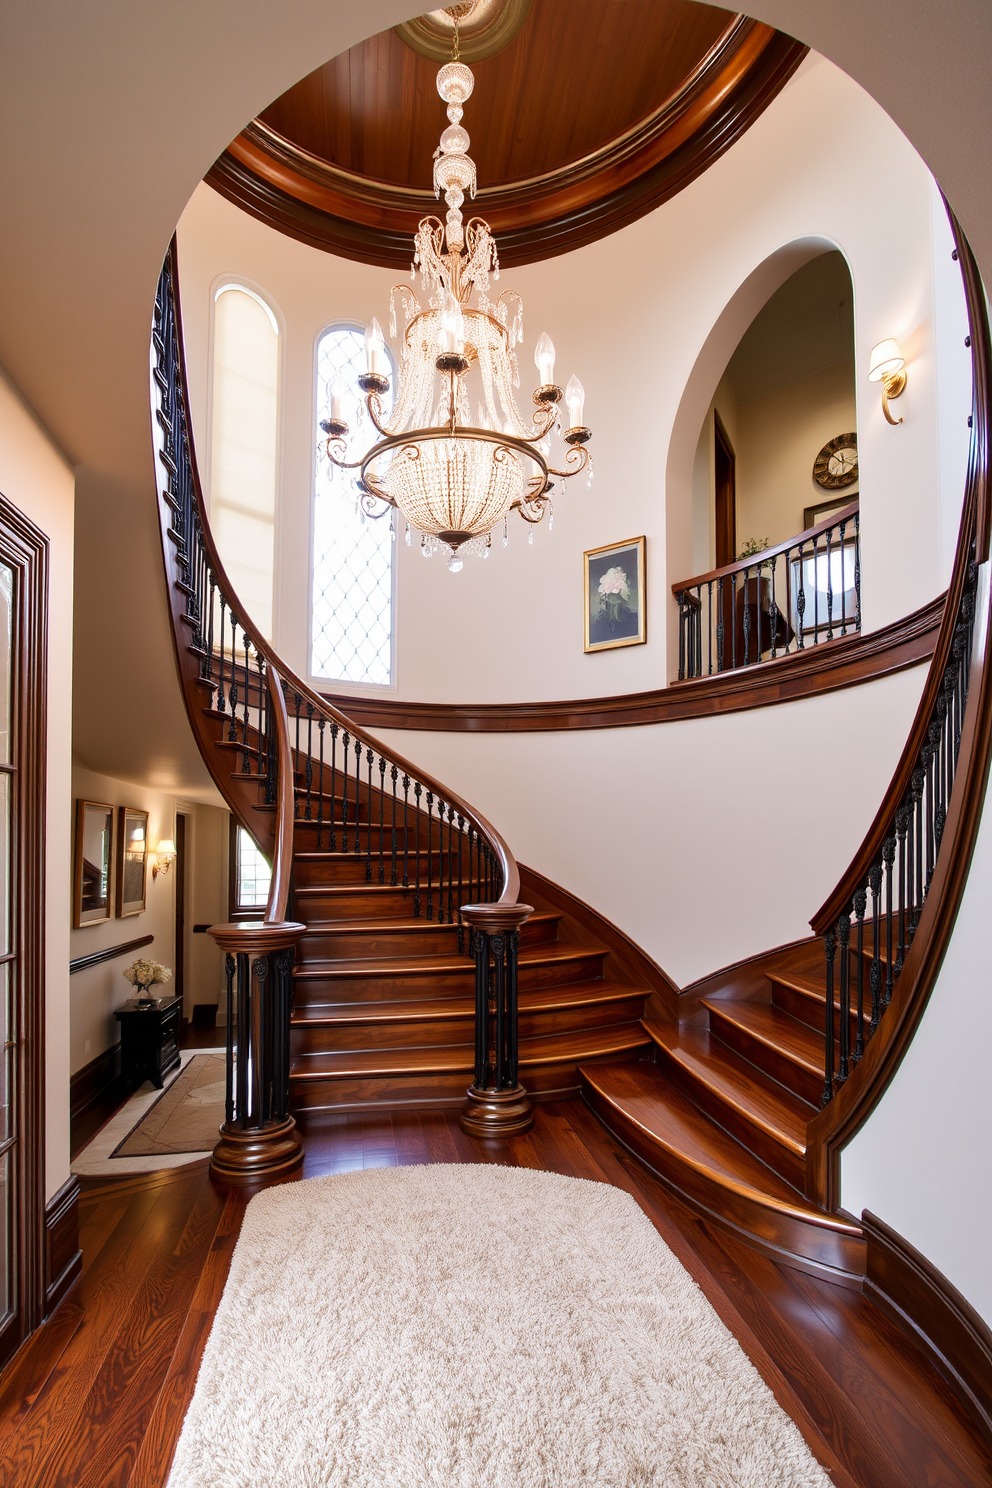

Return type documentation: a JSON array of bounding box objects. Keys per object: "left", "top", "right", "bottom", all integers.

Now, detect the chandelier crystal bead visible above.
[{"left": 321, "top": 47, "right": 592, "bottom": 570}]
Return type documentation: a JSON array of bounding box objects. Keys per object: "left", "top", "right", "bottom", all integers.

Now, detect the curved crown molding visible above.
[
  {"left": 321, "top": 595, "right": 944, "bottom": 733},
  {"left": 206, "top": 22, "right": 807, "bottom": 269}
]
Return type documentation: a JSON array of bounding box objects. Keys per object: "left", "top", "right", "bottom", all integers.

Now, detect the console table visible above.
[{"left": 114, "top": 995, "right": 182, "bottom": 1090}]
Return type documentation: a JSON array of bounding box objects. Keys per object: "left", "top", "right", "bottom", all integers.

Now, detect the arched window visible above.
[
  {"left": 209, "top": 283, "right": 280, "bottom": 640},
  {"left": 312, "top": 324, "right": 394, "bottom": 686}
]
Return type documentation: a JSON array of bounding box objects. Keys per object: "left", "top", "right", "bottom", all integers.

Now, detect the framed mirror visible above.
[
  {"left": 73, "top": 800, "right": 114, "bottom": 927},
  {"left": 117, "top": 806, "right": 149, "bottom": 917}
]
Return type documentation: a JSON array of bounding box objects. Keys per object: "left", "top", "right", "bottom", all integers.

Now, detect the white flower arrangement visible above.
[
  {"left": 598, "top": 565, "right": 630, "bottom": 601},
  {"left": 123, "top": 957, "right": 172, "bottom": 1001}
]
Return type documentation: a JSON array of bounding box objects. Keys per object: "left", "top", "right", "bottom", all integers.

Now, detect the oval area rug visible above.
[{"left": 167, "top": 1164, "right": 830, "bottom": 1488}]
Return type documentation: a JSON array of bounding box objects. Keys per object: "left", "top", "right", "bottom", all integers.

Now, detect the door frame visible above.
[
  {"left": 0, "top": 491, "right": 48, "bottom": 1371},
  {"left": 713, "top": 410, "right": 737, "bottom": 569}
]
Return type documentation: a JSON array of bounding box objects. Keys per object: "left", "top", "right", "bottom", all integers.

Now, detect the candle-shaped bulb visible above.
[
  {"left": 534, "top": 332, "right": 556, "bottom": 386},
  {"left": 330, "top": 378, "right": 348, "bottom": 423},
  {"left": 439, "top": 290, "right": 465, "bottom": 354},
  {"left": 565, "top": 374, "right": 585, "bottom": 428},
  {"left": 365, "top": 317, "right": 387, "bottom": 376}
]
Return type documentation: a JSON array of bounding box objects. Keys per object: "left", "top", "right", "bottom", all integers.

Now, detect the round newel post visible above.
[
  {"left": 459, "top": 902, "right": 534, "bottom": 1139},
  {"left": 207, "top": 920, "right": 306, "bottom": 1184}
]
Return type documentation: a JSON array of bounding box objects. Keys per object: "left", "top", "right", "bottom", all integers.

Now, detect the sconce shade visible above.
[
  {"left": 156, "top": 839, "right": 176, "bottom": 858},
  {"left": 868, "top": 339, "right": 905, "bottom": 382}
]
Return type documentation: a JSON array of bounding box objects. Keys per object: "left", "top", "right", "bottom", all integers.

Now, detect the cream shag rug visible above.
[{"left": 167, "top": 1165, "right": 830, "bottom": 1488}]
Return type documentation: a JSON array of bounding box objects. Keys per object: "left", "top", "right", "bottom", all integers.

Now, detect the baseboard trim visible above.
[
  {"left": 70, "top": 1041, "right": 121, "bottom": 1122},
  {"left": 45, "top": 1175, "right": 81, "bottom": 1316},
  {"left": 862, "top": 1209, "right": 992, "bottom": 1445}
]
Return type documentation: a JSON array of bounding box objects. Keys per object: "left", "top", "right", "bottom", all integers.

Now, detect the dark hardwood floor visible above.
[{"left": 5, "top": 1100, "right": 991, "bottom": 1487}]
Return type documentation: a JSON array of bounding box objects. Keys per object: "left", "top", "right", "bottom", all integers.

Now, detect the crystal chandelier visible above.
[{"left": 320, "top": 44, "right": 592, "bottom": 573}]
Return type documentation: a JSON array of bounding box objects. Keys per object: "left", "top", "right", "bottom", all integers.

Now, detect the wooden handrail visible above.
[
  {"left": 671, "top": 500, "right": 859, "bottom": 594},
  {"left": 164, "top": 238, "right": 519, "bottom": 909}
]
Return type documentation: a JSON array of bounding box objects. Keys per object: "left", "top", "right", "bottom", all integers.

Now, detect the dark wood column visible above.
[{"left": 460, "top": 902, "right": 534, "bottom": 1138}]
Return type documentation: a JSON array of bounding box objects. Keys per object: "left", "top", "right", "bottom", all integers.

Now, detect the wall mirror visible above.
[
  {"left": 73, "top": 800, "right": 114, "bottom": 927},
  {"left": 117, "top": 806, "right": 149, "bottom": 917}
]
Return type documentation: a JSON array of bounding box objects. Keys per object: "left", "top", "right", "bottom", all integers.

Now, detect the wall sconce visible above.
[
  {"left": 152, "top": 838, "right": 176, "bottom": 880},
  {"left": 868, "top": 339, "right": 907, "bottom": 425}
]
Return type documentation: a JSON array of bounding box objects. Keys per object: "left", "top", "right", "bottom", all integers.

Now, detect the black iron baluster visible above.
[
  {"left": 730, "top": 573, "right": 737, "bottom": 669},
  {"left": 853, "top": 886, "right": 867, "bottom": 1061},
  {"left": 813, "top": 535, "right": 820, "bottom": 642},
  {"left": 205, "top": 575, "right": 215, "bottom": 683},
  {"left": 894, "top": 806, "right": 909, "bottom": 976},
  {"left": 446, "top": 805, "right": 455, "bottom": 927},
  {"left": 838, "top": 518, "right": 848, "bottom": 634},
  {"left": 837, "top": 912, "right": 851, "bottom": 1082},
  {"left": 821, "top": 926, "right": 837, "bottom": 1105},
  {"left": 317, "top": 718, "right": 325, "bottom": 849},
  {"left": 242, "top": 634, "right": 251, "bottom": 771},
  {"left": 769, "top": 555, "right": 778, "bottom": 658},
  {"left": 217, "top": 596, "right": 227, "bottom": 714},
  {"left": 291, "top": 693, "right": 302, "bottom": 817},
  {"left": 304, "top": 703, "right": 314, "bottom": 819},
  {"left": 413, "top": 782, "right": 422, "bottom": 916},
  {"left": 925, "top": 724, "right": 940, "bottom": 892},
  {"left": 365, "top": 747, "right": 375, "bottom": 882},
  {"left": 910, "top": 765, "right": 925, "bottom": 937},
  {"left": 426, "top": 791, "right": 434, "bottom": 919},
  {"left": 854, "top": 511, "right": 862, "bottom": 632},
  {"left": 390, "top": 765, "right": 399, "bottom": 886},
  {"left": 378, "top": 756, "right": 387, "bottom": 884},
  {"left": 677, "top": 591, "right": 686, "bottom": 681},
  {"left": 228, "top": 618, "right": 240, "bottom": 740},
  {"left": 716, "top": 577, "right": 725, "bottom": 672},
  {"left": 354, "top": 736, "right": 363, "bottom": 859},
  {"left": 706, "top": 580, "right": 713, "bottom": 676},
  {"left": 868, "top": 862, "right": 882, "bottom": 1034},
  {"left": 402, "top": 774, "right": 411, "bottom": 889},
  {"left": 825, "top": 524, "right": 835, "bottom": 641},
  {"left": 329, "top": 723, "right": 338, "bottom": 851},
  {"left": 456, "top": 814, "right": 465, "bottom": 953},
  {"left": 882, "top": 834, "right": 896, "bottom": 1008},
  {"left": 341, "top": 731, "right": 350, "bottom": 851},
  {"left": 742, "top": 565, "right": 751, "bottom": 665}
]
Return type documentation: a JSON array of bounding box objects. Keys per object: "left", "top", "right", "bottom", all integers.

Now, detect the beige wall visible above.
[
  {"left": 0, "top": 365, "right": 74, "bottom": 1203},
  {"left": 736, "top": 358, "right": 857, "bottom": 550},
  {"left": 177, "top": 799, "right": 229, "bottom": 1023}
]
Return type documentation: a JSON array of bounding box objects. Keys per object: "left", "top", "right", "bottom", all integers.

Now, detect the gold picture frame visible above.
[
  {"left": 73, "top": 799, "right": 115, "bottom": 928},
  {"left": 584, "top": 536, "right": 646, "bottom": 653},
  {"left": 116, "top": 806, "right": 149, "bottom": 917}
]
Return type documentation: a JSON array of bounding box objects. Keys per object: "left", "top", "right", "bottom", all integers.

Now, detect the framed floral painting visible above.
[{"left": 584, "top": 537, "right": 646, "bottom": 653}]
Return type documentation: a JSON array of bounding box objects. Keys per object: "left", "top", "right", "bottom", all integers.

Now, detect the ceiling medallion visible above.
[
  {"left": 394, "top": 0, "right": 533, "bottom": 63},
  {"left": 320, "top": 46, "right": 591, "bottom": 573}
]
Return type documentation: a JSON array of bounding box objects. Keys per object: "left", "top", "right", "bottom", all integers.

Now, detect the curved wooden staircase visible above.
[{"left": 152, "top": 215, "right": 991, "bottom": 1290}]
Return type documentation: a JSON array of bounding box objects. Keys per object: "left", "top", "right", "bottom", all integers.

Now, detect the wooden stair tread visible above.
[
  {"left": 580, "top": 1061, "right": 857, "bottom": 1233},
  {"left": 768, "top": 969, "right": 872, "bottom": 1018},
  {"left": 703, "top": 997, "right": 824, "bottom": 1078},
  {"left": 291, "top": 1022, "right": 650, "bottom": 1079},
  {"left": 293, "top": 940, "right": 609, "bottom": 979},
  {"left": 643, "top": 1019, "right": 811, "bottom": 1156},
  {"left": 299, "top": 910, "right": 560, "bottom": 934},
  {"left": 292, "top": 979, "right": 647, "bottom": 1027}
]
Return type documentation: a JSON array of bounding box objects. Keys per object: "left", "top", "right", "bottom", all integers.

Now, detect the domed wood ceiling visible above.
[{"left": 208, "top": 0, "right": 806, "bottom": 268}]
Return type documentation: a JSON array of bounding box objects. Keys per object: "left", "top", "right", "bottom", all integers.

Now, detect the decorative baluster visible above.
[
  {"left": 796, "top": 540, "right": 806, "bottom": 650},
  {"left": 390, "top": 765, "right": 399, "bottom": 886},
  {"left": 426, "top": 791, "right": 435, "bottom": 919},
  {"left": 365, "top": 747, "right": 375, "bottom": 882},
  {"left": 894, "top": 806, "right": 909, "bottom": 975},
  {"left": 910, "top": 765, "right": 925, "bottom": 938},
  {"left": 716, "top": 576, "right": 725, "bottom": 672},
  {"left": 821, "top": 926, "right": 837, "bottom": 1106},
  {"left": 291, "top": 694, "right": 302, "bottom": 816},
  {"left": 868, "top": 862, "right": 882, "bottom": 1034},
  {"left": 456, "top": 814, "right": 465, "bottom": 953},
  {"left": 742, "top": 565, "right": 751, "bottom": 666},
  {"left": 837, "top": 912, "right": 851, "bottom": 1082},
  {"left": 854, "top": 511, "right": 862, "bottom": 632},
  {"left": 353, "top": 736, "right": 363, "bottom": 859},
  {"left": 925, "top": 724, "right": 940, "bottom": 892},
  {"left": 706, "top": 580, "right": 713, "bottom": 676},
  {"left": 217, "top": 596, "right": 227, "bottom": 714},
  {"left": 882, "top": 834, "right": 896, "bottom": 1007},
  {"left": 677, "top": 591, "right": 686, "bottom": 681},
  {"left": 304, "top": 703, "right": 314, "bottom": 819},
  {"left": 241, "top": 634, "right": 251, "bottom": 771},
  {"left": 341, "top": 731, "right": 350, "bottom": 851},
  {"left": 317, "top": 718, "right": 326, "bottom": 849},
  {"left": 204, "top": 573, "right": 215, "bottom": 681},
  {"left": 228, "top": 618, "right": 240, "bottom": 740},
  {"left": 447, "top": 807, "right": 456, "bottom": 929},
  {"left": 826, "top": 524, "right": 835, "bottom": 640},
  {"left": 460, "top": 904, "right": 534, "bottom": 1138},
  {"left": 378, "top": 756, "right": 387, "bottom": 884},
  {"left": 730, "top": 573, "right": 737, "bottom": 669},
  {"left": 853, "top": 885, "right": 867, "bottom": 1060},
  {"left": 402, "top": 774, "right": 411, "bottom": 889},
  {"left": 769, "top": 555, "right": 779, "bottom": 658},
  {"left": 413, "top": 782, "right": 423, "bottom": 917},
  {"left": 837, "top": 518, "right": 848, "bottom": 634},
  {"left": 813, "top": 535, "right": 820, "bottom": 641},
  {"left": 329, "top": 723, "right": 338, "bottom": 851}
]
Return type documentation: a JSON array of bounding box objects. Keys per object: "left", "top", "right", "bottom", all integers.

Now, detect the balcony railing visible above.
[{"left": 672, "top": 500, "right": 860, "bottom": 681}]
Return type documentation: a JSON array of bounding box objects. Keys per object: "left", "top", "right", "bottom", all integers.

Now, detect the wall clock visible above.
[{"left": 812, "top": 432, "right": 858, "bottom": 489}]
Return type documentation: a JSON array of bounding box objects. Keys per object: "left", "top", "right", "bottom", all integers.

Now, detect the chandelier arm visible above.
[
  {"left": 325, "top": 441, "right": 368, "bottom": 471},
  {"left": 359, "top": 489, "right": 395, "bottom": 520},
  {"left": 366, "top": 393, "right": 392, "bottom": 439},
  {"left": 547, "top": 445, "right": 591, "bottom": 480}
]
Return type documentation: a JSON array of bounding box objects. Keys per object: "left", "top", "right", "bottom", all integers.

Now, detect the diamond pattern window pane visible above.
[{"left": 312, "top": 326, "right": 395, "bottom": 685}]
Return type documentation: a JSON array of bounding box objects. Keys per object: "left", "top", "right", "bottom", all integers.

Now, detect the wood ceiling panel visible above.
[{"left": 259, "top": 0, "right": 734, "bottom": 188}]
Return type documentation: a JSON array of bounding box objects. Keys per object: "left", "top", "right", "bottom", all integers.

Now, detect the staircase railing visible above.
[
  {"left": 150, "top": 240, "right": 534, "bottom": 1168},
  {"left": 806, "top": 212, "right": 992, "bottom": 1208},
  {"left": 672, "top": 501, "right": 860, "bottom": 679}
]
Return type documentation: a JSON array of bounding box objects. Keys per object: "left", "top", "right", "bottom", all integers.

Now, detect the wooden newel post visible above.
[
  {"left": 207, "top": 920, "right": 306, "bottom": 1183},
  {"left": 459, "top": 903, "right": 534, "bottom": 1138}
]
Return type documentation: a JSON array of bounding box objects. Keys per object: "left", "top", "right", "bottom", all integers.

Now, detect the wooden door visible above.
[{"left": 714, "top": 412, "right": 737, "bottom": 567}]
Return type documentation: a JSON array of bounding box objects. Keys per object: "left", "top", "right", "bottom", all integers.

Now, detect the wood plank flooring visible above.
[{"left": 4, "top": 1101, "right": 991, "bottom": 1487}]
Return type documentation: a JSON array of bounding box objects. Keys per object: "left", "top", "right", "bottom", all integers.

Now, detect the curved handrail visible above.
[
  {"left": 671, "top": 499, "right": 859, "bottom": 593},
  {"left": 803, "top": 207, "right": 992, "bottom": 1207},
  {"left": 158, "top": 237, "right": 519, "bottom": 909}
]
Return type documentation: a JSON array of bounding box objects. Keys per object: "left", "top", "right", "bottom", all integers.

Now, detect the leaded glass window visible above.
[{"left": 312, "top": 325, "right": 395, "bottom": 685}]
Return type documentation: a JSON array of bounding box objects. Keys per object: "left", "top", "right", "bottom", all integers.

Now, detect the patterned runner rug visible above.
[{"left": 112, "top": 1053, "right": 225, "bottom": 1157}]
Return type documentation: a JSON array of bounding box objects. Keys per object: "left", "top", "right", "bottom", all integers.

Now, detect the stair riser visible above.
[
  {"left": 290, "top": 994, "right": 647, "bottom": 1054},
  {"left": 707, "top": 1006, "right": 823, "bottom": 1106},
  {"left": 296, "top": 918, "right": 558, "bottom": 959},
  {"left": 770, "top": 978, "right": 871, "bottom": 1042},
  {"left": 296, "top": 886, "right": 424, "bottom": 919},
  {"left": 292, "top": 949, "right": 608, "bottom": 1002},
  {"left": 293, "top": 854, "right": 444, "bottom": 887},
  {"left": 651, "top": 1044, "right": 806, "bottom": 1190},
  {"left": 289, "top": 1041, "right": 651, "bottom": 1114}
]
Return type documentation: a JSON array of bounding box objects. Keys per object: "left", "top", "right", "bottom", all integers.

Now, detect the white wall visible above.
[
  {"left": 0, "top": 365, "right": 74, "bottom": 1204},
  {"left": 177, "top": 52, "right": 971, "bottom": 707}
]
